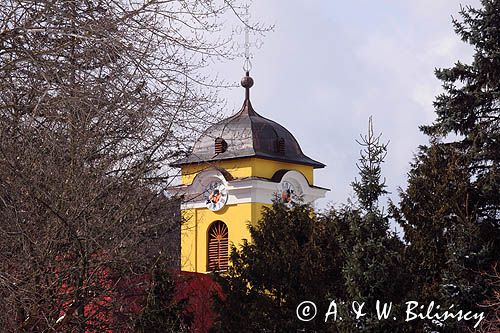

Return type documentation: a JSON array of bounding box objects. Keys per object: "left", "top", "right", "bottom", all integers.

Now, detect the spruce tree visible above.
[
  {"left": 135, "top": 270, "right": 189, "bottom": 333},
  {"left": 421, "top": 1, "right": 500, "bottom": 229},
  {"left": 340, "top": 118, "right": 409, "bottom": 332},
  {"left": 214, "top": 201, "right": 345, "bottom": 332},
  {"left": 394, "top": 1, "right": 500, "bottom": 330}
]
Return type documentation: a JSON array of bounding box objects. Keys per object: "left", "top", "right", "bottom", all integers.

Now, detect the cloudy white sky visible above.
[{"left": 212, "top": 0, "right": 480, "bottom": 210}]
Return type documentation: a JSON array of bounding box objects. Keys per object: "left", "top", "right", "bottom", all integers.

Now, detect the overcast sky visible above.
[{"left": 212, "top": 0, "right": 480, "bottom": 210}]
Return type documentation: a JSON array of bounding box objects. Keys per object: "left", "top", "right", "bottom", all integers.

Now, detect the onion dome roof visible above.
[{"left": 172, "top": 72, "right": 325, "bottom": 169}]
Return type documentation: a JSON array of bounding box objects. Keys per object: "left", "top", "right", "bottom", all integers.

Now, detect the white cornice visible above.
[{"left": 167, "top": 168, "right": 329, "bottom": 209}]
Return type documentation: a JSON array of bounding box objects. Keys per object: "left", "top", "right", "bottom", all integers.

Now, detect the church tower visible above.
[{"left": 170, "top": 72, "right": 328, "bottom": 273}]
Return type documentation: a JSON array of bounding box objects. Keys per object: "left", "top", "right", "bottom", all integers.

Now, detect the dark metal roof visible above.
[{"left": 172, "top": 73, "right": 325, "bottom": 169}]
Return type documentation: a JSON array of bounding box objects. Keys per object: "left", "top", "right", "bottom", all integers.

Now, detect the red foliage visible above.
[{"left": 174, "top": 271, "right": 223, "bottom": 333}]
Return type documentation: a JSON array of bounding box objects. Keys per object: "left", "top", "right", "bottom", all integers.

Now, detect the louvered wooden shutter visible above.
[
  {"left": 277, "top": 137, "right": 285, "bottom": 155},
  {"left": 215, "top": 137, "right": 227, "bottom": 154},
  {"left": 207, "top": 221, "right": 229, "bottom": 271}
]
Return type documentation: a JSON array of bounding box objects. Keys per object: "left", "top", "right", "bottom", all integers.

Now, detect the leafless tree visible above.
[
  {"left": 473, "top": 263, "right": 500, "bottom": 333},
  {"left": 0, "top": 0, "right": 257, "bottom": 331}
]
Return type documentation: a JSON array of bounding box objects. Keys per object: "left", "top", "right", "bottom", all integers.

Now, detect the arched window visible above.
[{"left": 207, "top": 221, "right": 229, "bottom": 271}]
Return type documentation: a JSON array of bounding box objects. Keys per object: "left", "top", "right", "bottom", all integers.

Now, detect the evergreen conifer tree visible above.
[
  {"left": 394, "top": 1, "right": 500, "bottom": 330},
  {"left": 136, "top": 270, "right": 190, "bottom": 333},
  {"left": 214, "top": 201, "right": 345, "bottom": 332},
  {"left": 339, "top": 118, "right": 408, "bottom": 332}
]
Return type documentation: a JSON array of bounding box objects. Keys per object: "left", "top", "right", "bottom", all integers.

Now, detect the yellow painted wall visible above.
[
  {"left": 180, "top": 157, "right": 314, "bottom": 186},
  {"left": 179, "top": 157, "right": 311, "bottom": 273},
  {"left": 181, "top": 202, "right": 270, "bottom": 272}
]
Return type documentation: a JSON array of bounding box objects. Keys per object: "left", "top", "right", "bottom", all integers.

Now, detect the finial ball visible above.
[{"left": 241, "top": 74, "right": 254, "bottom": 89}]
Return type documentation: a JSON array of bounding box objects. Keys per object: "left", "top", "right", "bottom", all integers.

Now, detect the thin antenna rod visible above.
[{"left": 243, "top": 5, "right": 252, "bottom": 72}]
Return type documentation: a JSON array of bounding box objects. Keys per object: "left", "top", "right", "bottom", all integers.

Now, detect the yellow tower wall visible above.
[
  {"left": 181, "top": 202, "right": 268, "bottom": 272},
  {"left": 179, "top": 157, "right": 313, "bottom": 273},
  {"left": 180, "top": 157, "right": 314, "bottom": 186}
]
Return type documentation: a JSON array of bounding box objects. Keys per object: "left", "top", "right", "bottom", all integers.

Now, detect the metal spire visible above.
[
  {"left": 239, "top": 4, "right": 262, "bottom": 113},
  {"left": 242, "top": 5, "right": 252, "bottom": 73}
]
